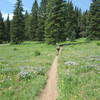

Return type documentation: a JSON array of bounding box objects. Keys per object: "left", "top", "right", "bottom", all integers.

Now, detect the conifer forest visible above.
[{"left": 0, "top": 0, "right": 100, "bottom": 44}]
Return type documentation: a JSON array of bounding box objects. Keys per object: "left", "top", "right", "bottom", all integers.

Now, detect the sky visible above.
[{"left": 0, "top": 0, "right": 92, "bottom": 20}]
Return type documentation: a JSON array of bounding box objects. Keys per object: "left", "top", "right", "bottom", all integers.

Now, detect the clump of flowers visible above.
[
  {"left": 18, "top": 71, "right": 33, "bottom": 80},
  {"left": 64, "top": 61, "right": 78, "bottom": 66},
  {"left": 18, "top": 66, "right": 46, "bottom": 80},
  {"left": 18, "top": 66, "right": 34, "bottom": 80}
]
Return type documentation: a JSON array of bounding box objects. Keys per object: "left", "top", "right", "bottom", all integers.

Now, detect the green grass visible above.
[
  {"left": 0, "top": 39, "right": 100, "bottom": 100},
  {"left": 57, "top": 38, "right": 100, "bottom": 100},
  {"left": 0, "top": 41, "right": 55, "bottom": 100}
]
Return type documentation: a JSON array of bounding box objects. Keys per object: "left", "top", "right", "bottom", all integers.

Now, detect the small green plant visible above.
[
  {"left": 33, "top": 67, "right": 46, "bottom": 76},
  {"left": 34, "top": 50, "right": 41, "bottom": 56},
  {"left": 13, "top": 48, "right": 18, "bottom": 51},
  {"left": 96, "top": 42, "right": 100, "bottom": 46}
]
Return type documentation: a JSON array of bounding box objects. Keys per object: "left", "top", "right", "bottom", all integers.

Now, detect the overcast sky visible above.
[{"left": 0, "top": 0, "right": 92, "bottom": 20}]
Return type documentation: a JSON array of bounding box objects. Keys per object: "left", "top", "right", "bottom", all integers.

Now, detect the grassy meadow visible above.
[
  {"left": 57, "top": 38, "right": 100, "bottom": 100},
  {"left": 0, "top": 39, "right": 100, "bottom": 100},
  {"left": 0, "top": 41, "right": 55, "bottom": 100}
]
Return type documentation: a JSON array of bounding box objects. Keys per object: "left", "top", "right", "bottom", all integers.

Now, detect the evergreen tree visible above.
[
  {"left": 86, "top": 11, "right": 91, "bottom": 37},
  {"left": 5, "top": 14, "right": 10, "bottom": 42},
  {"left": 45, "top": 0, "right": 66, "bottom": 44},
  {"left": 65, "top": 1, "right": 76, "bottom": 41},
  {"left": 0, "top": 11, "right": 5, "bottom": 43},
  {"left": 11, "top": 0, "right": 25, "bottom": 44},
  {"left": 74, "top": 7, "right": 82, "bottom": 38},
  {"left": 80, "top": 11, "right": 89, "bottom": 37},
  {"left": 30, "top": 0, "right": 39, "bottom": 41},
  {"left": 24, "top": 11, "right": 30, "bottom": 40},
  {"left": 38, "top": 0, "right": 48, "bottom": 41},
  {"left": 39, "top": 0, "right": 47, "bottom": 18},
  {"left": 88, "top": 0, "right": 100, "bottom": 40}
]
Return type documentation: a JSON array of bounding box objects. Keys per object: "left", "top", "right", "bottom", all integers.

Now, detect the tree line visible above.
[{"left": 0, "top": 0, "right": 100, "bottom": 44}]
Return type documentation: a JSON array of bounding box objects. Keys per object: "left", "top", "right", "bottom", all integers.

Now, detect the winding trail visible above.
[{"left": 39, "top": 47, "right": 62, "bottom": 100}]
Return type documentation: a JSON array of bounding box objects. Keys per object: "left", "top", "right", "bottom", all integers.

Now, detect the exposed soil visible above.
[{"left": 39, "top": 47, "right": 62, "bottom": 100}]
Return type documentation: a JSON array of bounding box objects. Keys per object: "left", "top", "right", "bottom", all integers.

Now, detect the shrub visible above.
[
  {"left": 13, "top": 48, "right": 18, "bottom": 51},
  {"left": 0, "top": 40, "right": 3, "bottom": 44},
  {"left": 34, "top": 50, "right": 41, "bottom": 56},
  {"left": 33, "top": 67, "right": 46, "bottom": 76},
  {"left": 96, "top": 42, "right": 100, "bottom": 46}
]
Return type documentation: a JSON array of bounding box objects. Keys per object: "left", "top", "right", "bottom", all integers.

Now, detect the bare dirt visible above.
[{"left": 39, "top": 47, "right": 62, "bottom": 100}]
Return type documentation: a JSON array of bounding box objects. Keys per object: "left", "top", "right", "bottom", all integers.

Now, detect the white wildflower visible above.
[{"left": 64, "top": 61, "right": 78, "bottom": 66}]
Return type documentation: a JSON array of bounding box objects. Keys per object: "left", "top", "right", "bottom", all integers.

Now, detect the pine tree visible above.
[
  {"left": 80, "top": 11, "right": 89, "bottom": 37},
  {"left": 38, "top": 0, "right": 48, "bottom": 41},
  {"left": 86, "top": 11, "right": 91, "bottom": 37},
  {"left": 30, "top": 0, "right": 39, "bottom": 41},
  {"left": 65, "top": 1, "right": 76, "bottom": 41},
  {"left": 74, "top": 7, "right": 82, "bottom": 38},
  {"left": 4, "top": 14, "right": 10, "bottom": 42},
  {"left": 88, "top": 0, "right": 100, "bottom": 40},
  {"left": 0, "top": 11, "right": 5, "bottom": 44},
  {"left": 11, "top": 0, "right": 25, "bottom": 44},
  {"left": 24, "top": 11, "right": 30, "bottom": 40},
  {"left": 45, "top": 0, "right": 66, "bottom": 44},
  {"left": 39, "top": 0, "right": 47, "bottom": 18}
]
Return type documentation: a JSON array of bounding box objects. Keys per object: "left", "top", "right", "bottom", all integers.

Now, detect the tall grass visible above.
[
  {"left": 0, "top": 41, "right": 55, "bottom": 100},
  {"left": 57, "top": 38, "right": 100, "bottom": 100}
]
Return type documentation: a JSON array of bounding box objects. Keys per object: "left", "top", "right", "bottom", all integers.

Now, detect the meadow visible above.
[
  {"left": 0, "top": 39, "right": 100, "bottom": 100},
  {"left": 0, "top": 41, "right": 55, "bottom": 100},
  {"left": 57, "top": 38, "right": 100, "bottom": 100}
]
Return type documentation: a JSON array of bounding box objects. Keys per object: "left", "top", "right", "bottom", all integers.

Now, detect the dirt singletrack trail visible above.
[{"left": 39, "top": 47, "right": 62, "bottom": 100}]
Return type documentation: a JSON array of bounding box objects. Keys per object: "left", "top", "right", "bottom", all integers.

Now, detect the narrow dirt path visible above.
[{"left": 39, "top": 47, "right": 62, "bottom": 100}]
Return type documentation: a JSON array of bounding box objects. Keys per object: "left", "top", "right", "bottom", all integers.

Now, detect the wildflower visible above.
[
  {"left": 18, "top": 71, "right": 32, "bottom": 79},
  {"left": 64, "top": 61, "right": 78, "bottom": 66}
]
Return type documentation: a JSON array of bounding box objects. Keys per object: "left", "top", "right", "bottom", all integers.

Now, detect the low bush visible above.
[
  {"left": 34, "top": 50, "right": 41, "bottom": 56},
  {"left": 96, "top": 42, "right": 100, "bottom": 46}
]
